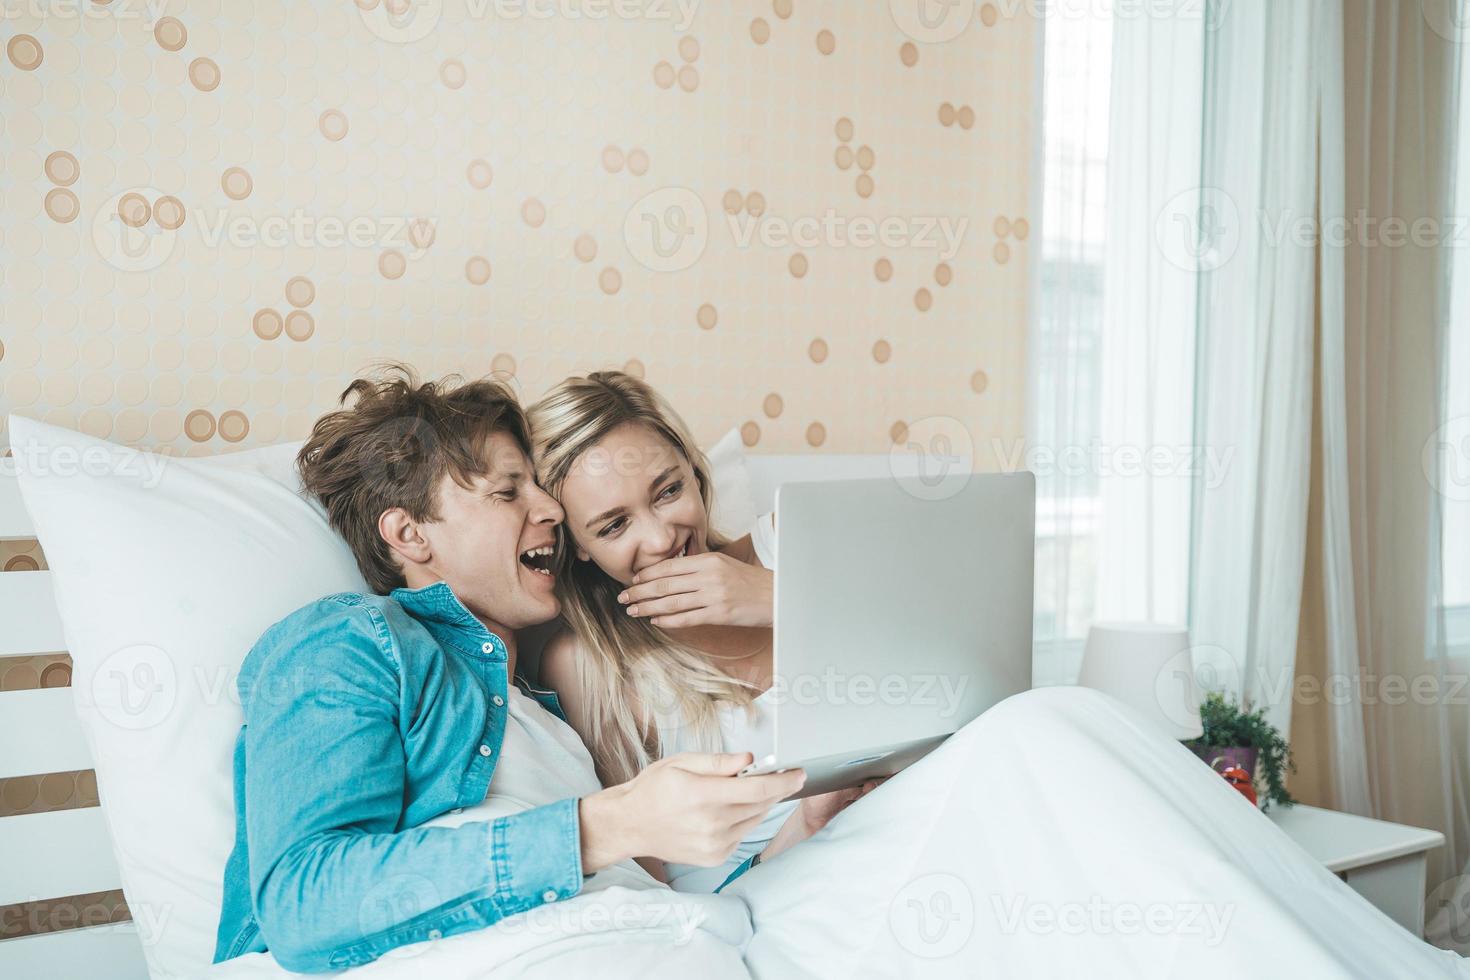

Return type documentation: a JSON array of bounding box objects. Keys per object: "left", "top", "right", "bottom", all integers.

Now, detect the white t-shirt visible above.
[
  {"left": 658, "top": 513, "right": 798, "bottom": 893},
  {"left": 418, "top": 685, "right": 654, "bottom": 894}
]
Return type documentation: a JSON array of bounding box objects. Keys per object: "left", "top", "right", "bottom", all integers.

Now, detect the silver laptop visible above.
[{"left": 741, "top": 473, "right": 1035, "bottom": 798}]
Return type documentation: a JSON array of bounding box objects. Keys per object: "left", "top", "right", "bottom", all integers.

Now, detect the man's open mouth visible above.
[{"left": 519, "top": 545, "right": 555, "bottom": 577}]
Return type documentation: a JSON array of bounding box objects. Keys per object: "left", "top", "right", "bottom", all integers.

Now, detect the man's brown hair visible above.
[{"left": 297, "top": 363, "right": 532, "bottom": 594}]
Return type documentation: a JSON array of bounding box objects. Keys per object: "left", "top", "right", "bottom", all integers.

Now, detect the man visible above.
[{"left": 212, "top": 367, "right": 803, "bottom": 972}]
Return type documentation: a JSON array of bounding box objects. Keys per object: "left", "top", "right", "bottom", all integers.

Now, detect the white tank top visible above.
[{"left": 656, "top": 513, "right": 798, "bottom": 893}]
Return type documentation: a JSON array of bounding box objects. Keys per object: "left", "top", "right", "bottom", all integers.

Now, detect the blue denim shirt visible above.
[{"left": 213, "top": 581, "right": 585, "bottom": 973}]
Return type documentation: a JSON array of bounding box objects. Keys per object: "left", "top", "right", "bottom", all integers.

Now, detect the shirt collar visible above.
[{"left": 388, "top": 580, "right": 509, "bottom": 661}]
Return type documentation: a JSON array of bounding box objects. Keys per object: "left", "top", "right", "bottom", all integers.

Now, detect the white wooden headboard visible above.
[
  {"left": 0, "top": 471, "right": 150, "bottom": 978},
  {"left": 0, "top": 448, "right": 964, "bottom": 978}
]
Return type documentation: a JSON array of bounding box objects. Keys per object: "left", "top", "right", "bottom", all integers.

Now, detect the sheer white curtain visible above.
[
  {"left": 1034, "top": 0, "right": 1333, "bottom": 729},
  {"left": 1187, "top": 1, "right": 1335, "bottom": 738}
]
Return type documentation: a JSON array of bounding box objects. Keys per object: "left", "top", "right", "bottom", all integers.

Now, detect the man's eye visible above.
[
  {"left": 598, "top": 517, "right": 626, "bottom": 538},
  {"left": 495, "top": 489, "right": 517, "bottom": 501}
]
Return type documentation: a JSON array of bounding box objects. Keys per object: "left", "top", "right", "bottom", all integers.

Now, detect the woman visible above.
[{"left": 529, "top": 370, "right": 875, "bottom": 891}]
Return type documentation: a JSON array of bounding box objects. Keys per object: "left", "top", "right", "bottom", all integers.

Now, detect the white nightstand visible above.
[{"left": 1267, "top": 803, "right": 1445, "bottom": 936}]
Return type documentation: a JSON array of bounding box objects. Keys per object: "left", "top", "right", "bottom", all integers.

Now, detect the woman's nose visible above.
[{"left": 642, "top": 520, "right": 677, "bottom": 558}]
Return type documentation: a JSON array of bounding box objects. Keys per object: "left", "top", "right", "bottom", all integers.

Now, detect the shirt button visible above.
[
  {"left": 428, "top": 929, "right": 442, "bottom": 941},
  {"left": 479, "top": 744, "right": 491, "bottom": 757},
  {"left": 492, "top": 695, "right": 505, "bottom": 707},
  {"left": 481, "top": 641, "right": 496, "bottom": 654},
  {"left": 542, "top": 890, "right": 559, "bottom": 903}
]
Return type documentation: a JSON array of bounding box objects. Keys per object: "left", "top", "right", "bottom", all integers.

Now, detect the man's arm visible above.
[{"left": 243, "top": 602, "right": 582, "bottom": 972}]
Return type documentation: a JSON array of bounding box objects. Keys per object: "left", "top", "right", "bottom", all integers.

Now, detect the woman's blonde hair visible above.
[{"left": 528, "top": 371, "right": 755, "bottom": 785}]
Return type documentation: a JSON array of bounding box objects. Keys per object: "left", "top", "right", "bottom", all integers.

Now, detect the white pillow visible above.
[
  {"left": 7, "top": 416, "right": 758, "bottom": 977},
  {"left": 704, "top": 427, "right": 758, "bottom": 539},
  {"left": 10, "top": 416, "right": 367, "bottom": 978}
]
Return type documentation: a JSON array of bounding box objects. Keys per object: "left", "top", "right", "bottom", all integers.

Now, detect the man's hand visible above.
[
  {"left": 579, "top": 752, "right": 804, "bottom": 872},
  {"left": 616, "top": 552, "right": 774, "bottom": 629}
]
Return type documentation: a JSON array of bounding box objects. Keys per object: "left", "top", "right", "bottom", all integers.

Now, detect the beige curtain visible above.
[{"left": 1291, "top": 0, "right": 1465, "bottom": 908}]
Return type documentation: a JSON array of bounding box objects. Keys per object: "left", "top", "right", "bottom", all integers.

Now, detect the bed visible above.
[
  {"left": 8, "top": 415, "right": 1466, "bottom": 979},
  {"left": 0, "top": 415, "right": 953, "bottom": 979}
]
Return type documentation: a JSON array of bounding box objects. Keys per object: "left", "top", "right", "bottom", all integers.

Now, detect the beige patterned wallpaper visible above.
[
  {"left": 0, "top": 0, "right": 1035, "bottom": 460},
  {"left": 1, "top": 0, "right": 1036, "bottom": 938}
]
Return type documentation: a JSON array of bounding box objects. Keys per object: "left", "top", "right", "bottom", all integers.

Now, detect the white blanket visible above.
[{"left": 205, "top": 687, "right": 1469, "bottom": 978}]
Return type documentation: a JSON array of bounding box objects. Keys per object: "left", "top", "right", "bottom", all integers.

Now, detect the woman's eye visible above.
[
  {"left": 658, "top": 480, "right": 683, "bottom": 500},
  {"left": 598, "top": 517, "right": 626, "bottom": 538},
  {"left": 495, "top": 489, "right": 516, "bottom": 501}
]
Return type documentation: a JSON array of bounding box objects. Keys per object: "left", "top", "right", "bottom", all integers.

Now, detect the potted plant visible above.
[{"left": 1187, "top": 692, "right": 1296, "bottom": 810}]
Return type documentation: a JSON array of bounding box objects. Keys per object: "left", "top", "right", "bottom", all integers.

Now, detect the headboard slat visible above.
[
  {"left": 0, "top": 807, "right": 123, "bottom": 907},
  {"left": 0, "top": 920, "right": 148, "bottom": 978},
  {"left": 0, "top": 471, "right": 35, "bottom": 541},
  {"left": 0, "top": 688, "right": 93, "bottom": 780},
  {"left": 0, "top": 570, "right": 65, "bottom": 656}
]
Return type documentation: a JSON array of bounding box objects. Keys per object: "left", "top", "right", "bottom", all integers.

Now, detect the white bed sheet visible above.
[{"left": 202, "top": 688, "right": 1470, "bottom": 979}]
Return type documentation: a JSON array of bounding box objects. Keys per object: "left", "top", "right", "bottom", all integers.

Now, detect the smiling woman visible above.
[{"left": 526, "top": 371, "right": 760, "bottom": 790}]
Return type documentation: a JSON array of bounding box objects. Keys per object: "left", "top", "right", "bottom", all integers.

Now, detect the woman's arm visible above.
[{"left": 541, "top": 630, "right": 671, "bottom": 884}]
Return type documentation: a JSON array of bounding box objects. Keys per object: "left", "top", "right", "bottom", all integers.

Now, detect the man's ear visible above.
[{"left": 380, "top": 507, "right": 433, "bottom": 568}]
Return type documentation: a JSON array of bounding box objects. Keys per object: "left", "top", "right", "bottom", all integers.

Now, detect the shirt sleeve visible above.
[
  {"left": 242, "top": 601, "right": 583, "bottom": 972},
  {"left": 749, "top": 511, "right": 777, "bottom": 570}
]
